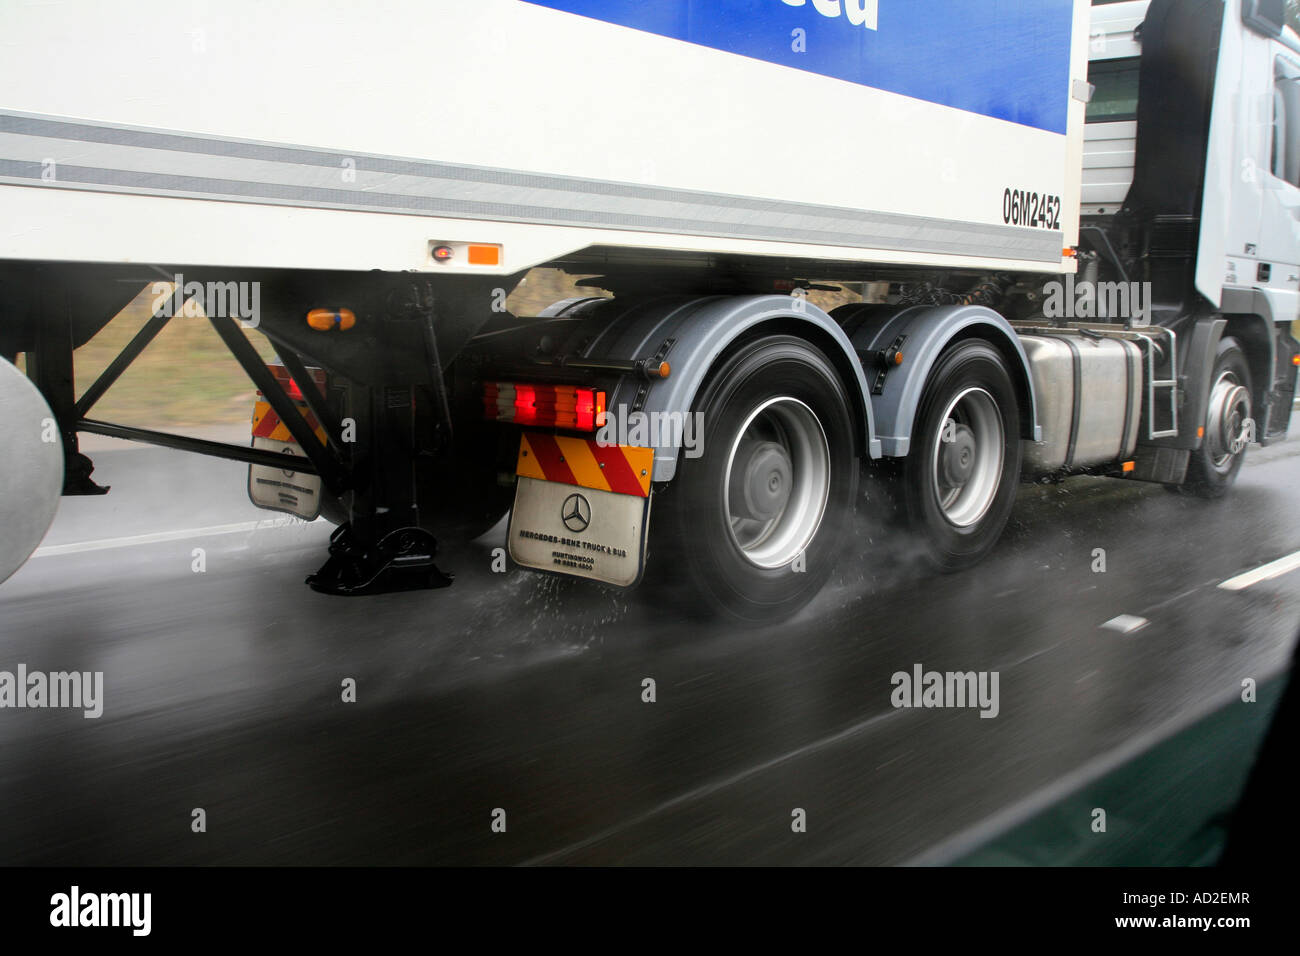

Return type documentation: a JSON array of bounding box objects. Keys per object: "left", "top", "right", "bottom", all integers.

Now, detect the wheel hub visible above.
[
  {"left": 730, "top": 440, "right": 793, "bottom": 521},
  {"left": 724, "top": 397, "right": 831, "bottom": 570},
  {"left": 939, "top": 422, "right": 976, "bottom": 487},
  {"left": 930, "top": 387, "right": 1004, "bottom": 529},
  {"left": 1205, "top": 373, "right": 1251, "bottom": 466}
]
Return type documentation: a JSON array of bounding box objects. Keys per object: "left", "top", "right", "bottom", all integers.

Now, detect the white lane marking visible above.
[
  {"left": 1100, "top": 614, "right": 1149, "bottom": 634},
  {"left": 1218, "top": 549, "right": 1300, "bottom": 591},
  {"left": 32, "top": 517, "right": 327, "bottom": 557}
]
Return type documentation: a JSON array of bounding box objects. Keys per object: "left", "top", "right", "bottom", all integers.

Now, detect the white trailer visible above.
[{"left": 1, "top": 0, "right": 1295, "bottom": 619}]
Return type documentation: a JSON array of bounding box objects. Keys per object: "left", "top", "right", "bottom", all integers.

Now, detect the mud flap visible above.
[
  {"left": 508, "top": 476, "right": 651, "bottom": 587},
  {"left": 248, "top": 436, "right": 322, "bottom": 521}
]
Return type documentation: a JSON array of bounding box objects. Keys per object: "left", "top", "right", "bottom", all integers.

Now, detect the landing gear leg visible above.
[{"left": 306, "top": 524, "right": 453, "bottom": 595}]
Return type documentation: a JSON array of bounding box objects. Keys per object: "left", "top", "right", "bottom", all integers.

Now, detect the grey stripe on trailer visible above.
[{"left": 0, "top": 110, "right": 1063, "bottom": 263}]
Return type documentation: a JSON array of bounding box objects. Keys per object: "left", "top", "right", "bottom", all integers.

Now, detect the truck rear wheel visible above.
[
  {"left": 1176, "top": 337, "right": 1252, "bottom": 498},
  {"left": 655, "top": 335, "right": 859, "bottom": 622},
  {"left": 900, "top": 340, "right": 1021, "bottom": 571}
]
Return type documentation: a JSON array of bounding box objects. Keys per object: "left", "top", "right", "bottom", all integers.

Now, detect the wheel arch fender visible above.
[
  {"left": 571, "top": 294, "right": 879, "bottom": 482},
  {"left": 1217, "top": 289, "right": 1286, "bottom": 436},
  {"left": 1222, "top": 311, "right": 1276, "bottom": 440},
  {"left": 837, "top": 303, "right": 1041, "bottom": 457}
]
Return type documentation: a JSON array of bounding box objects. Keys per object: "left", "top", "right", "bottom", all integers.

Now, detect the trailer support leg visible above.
[
  {"left": 29, "top": 282, "right": 108, "bottom": 495},
  {"left": 306, "top": 524, "right": 453, "bottom": 595},
  {"left": 304, "top": 378, "right": 455, "bottom": 595},
  {"left": 306, "top": 282, "right": 458, "bottom": 594}
]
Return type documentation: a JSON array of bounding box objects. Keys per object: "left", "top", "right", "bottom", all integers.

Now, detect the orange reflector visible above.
[
  {"left": 306, "top": 308, "right": 355, "bottom": 331},
  {"left": 467, "top": 244, "right": 502, "bottom": 266},
  {"left": 894, "top": 351, "right": 904, "bottom": 366},
  {"left": 518, "top": 433, "right": 653, "bottom": 497},
  {"left": 1063, "top": 247, "right": 1077, "bottom": 258},
  {"left": 251, "top": 399, "right": 328, "bottom": 445},
  {"left": 1122, "top": 460, "right": 1135, "bottom": 473},
  {"left": 654, "top": 361, "right": 671, "bottom": 379},
  {"left": 484, "top": 382, "right": 605, "bottom": 431},
  {"left": 1197, "top": 425, "right": 1205, "bottom": 437}
]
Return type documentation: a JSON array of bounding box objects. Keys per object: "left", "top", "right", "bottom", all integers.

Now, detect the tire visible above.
[
  {"left": 1178, "top": 337, "right": 1253, "bottom": 498},
  {"left": 898, "top": 339, "right": 1021, "bottom": 571},
  {"left": 654, "top": 335, "right": 859, "bottom": 622}
]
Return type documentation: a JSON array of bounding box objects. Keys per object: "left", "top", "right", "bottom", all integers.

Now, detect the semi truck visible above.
[{"left": 1, "top": 0, "right": 1297, "bottom": 620}]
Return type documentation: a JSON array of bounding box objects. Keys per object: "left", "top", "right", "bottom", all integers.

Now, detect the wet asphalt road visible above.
[{"left": 1, "top": 429, "right": 1298, "bottom": 865}]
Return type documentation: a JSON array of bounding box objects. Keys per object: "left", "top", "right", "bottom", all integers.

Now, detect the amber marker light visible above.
[
  {"left": 467, "top": 244, "right": 502, "bottom": 266},
  {"left": 306, "top": 308, "right": 356, "bottom": 331}
]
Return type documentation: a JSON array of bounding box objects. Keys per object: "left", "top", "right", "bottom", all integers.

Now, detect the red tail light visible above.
[
  {"left": 484, "top": 382, "right": 605, "bottom": 432},
  {"left": 262, "top": 363, "right": 326, "bottom": 401}
]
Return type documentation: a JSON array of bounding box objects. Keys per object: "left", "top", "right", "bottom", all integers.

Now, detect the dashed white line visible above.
[
  {"left": 1218, "top": 549, "right": 1300, "bottom": 591},
  {"left": 31, "top": 517, "right": 326, "bottom": 557},
  {"left": 1100, "top": 614, "right": 1149, "bottom": 634}
]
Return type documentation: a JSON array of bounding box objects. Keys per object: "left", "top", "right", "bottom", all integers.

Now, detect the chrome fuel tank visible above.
[{"left": 1019, "top": 332, "right": 1142, "bottom": 473}]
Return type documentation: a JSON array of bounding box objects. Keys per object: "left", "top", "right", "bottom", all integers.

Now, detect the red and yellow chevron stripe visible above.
[
  {"left": 251, "top": 400, "right": 327, "bottom": 445},
  {"left": 517, "top": 432, "right": 653, "bottom": 498}
]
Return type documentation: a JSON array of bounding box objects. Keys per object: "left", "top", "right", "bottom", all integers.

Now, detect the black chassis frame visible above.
[{"left": 0, "top": 261, "right": 516, "bottom": 594}]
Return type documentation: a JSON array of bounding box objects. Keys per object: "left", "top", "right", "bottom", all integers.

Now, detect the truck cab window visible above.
[
  {"left": 1271, "top": 58, "right": 1300, "bottom": 187},
  {"left": 1086, "top": 56, "right": 1140, "bottom": 123},
  {"left": 1272, "top": 83, "right": 1287, "bottom": 179}
]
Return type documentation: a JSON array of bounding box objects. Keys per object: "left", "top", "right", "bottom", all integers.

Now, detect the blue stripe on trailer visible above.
[{"left": 519, "top": 0, "right": 1075, "bottom": 135}]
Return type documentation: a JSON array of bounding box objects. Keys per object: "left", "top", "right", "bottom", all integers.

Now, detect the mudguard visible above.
[
  {"left": 1216, "top": 294, "right": 1280, "bottom": 445},
  {"left": 562, "top": 294, "right": 881, "bottom": 482},
  {"left": 838, "top": 303, "right": 1042, "bottom": 456}
]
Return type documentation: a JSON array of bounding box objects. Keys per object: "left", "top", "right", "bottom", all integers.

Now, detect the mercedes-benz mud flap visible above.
[{"left": 507, "top": 433, "right": 653, "bottom": 588}]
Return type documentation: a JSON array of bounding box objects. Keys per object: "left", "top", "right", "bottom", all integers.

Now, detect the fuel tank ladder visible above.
[{"left": 1132, "top": 328, "right": 1179, "bottom": 440}]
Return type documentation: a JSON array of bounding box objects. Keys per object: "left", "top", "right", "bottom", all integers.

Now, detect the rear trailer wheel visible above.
[
  {"left": 0, "top": 357, "right": 63, "bottom": 585},
  {"left": 900, "top": 340, "right": 1021, "bottom": 571},
  {"left": 656, "top": 336, "right": 859, "bottom": 622},
  {"left": 1177, "top": 337, "right": 1253, "bottom": 498}
]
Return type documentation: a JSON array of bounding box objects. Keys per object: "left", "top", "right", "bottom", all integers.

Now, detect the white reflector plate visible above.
[{"left": 247, "top": 437, "right": 322, "bottom": 521}]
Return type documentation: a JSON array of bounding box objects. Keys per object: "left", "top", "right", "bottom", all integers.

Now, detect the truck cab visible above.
[{"left": 1084, "top": 0, "right": 1300, "bottom": 442}]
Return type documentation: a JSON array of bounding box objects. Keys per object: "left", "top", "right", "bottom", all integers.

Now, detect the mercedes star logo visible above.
[{"left": 561, "top": 492, "right": 591, "bottom": 533}]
